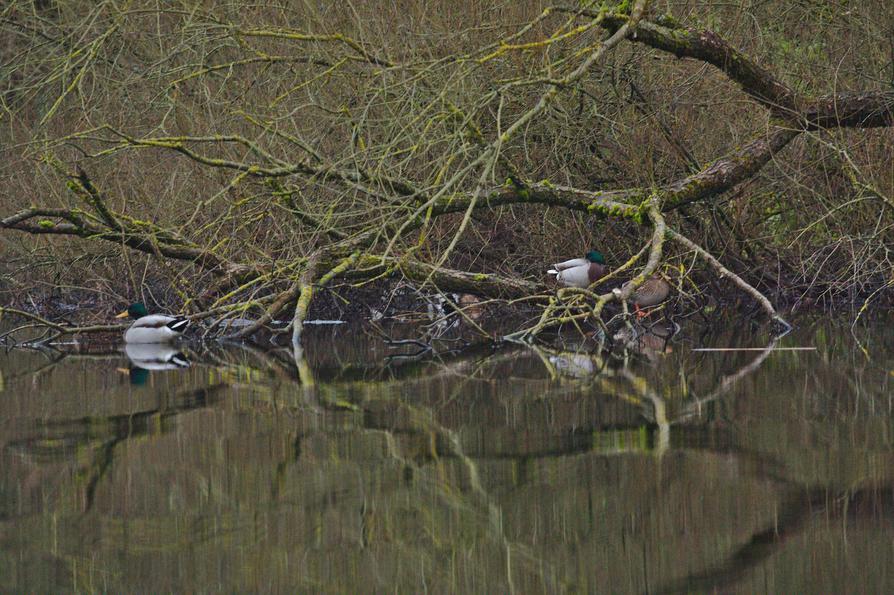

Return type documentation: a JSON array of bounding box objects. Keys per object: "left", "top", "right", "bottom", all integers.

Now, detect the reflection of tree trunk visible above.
[
  {"left": 5, "top": 383, "right": 229, "bottom": 512},
  {"left": 654, "top": 486, "right": 894, "bottom": 594},
  {"left": 674, "top": 338, "right": 778, "bottom": 423},
  {"left": 7, "top": 329, "right": 888, "bottom": 592}
]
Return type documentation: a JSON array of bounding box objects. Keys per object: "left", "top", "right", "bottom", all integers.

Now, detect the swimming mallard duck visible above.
[
  {"left": 547, "top": 250, "right": 608, "bottom": 288},
  {"left": 115, "top": 302, "right": 189, "bottom": 343}
]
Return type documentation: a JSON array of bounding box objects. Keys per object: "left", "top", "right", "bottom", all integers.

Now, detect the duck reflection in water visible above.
[
  {"left": 613, "top": 321, "right": 676, "bottom": 363},
  {"left": 546, "top": 321, "right": 678, "bottom": 379},
  {"left": 123, "top": 343, "right": 190, "bottom": 385},
  {"left": 548, "top": 352, "right": 602, "bottom": 377}
]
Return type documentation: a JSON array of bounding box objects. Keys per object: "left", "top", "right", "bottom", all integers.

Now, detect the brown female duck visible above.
[{"left": 618, "top": 276, "right": 671, "bottom": 318}]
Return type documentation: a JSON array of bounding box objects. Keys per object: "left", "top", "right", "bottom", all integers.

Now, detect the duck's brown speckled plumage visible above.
[{"left": 631, "top": 277, "right": 670, "bottom": 307}]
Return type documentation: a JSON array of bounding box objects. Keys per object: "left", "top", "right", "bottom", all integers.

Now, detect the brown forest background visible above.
[{"left": 1, "top": 0, "right": 893, "bottom": 331}]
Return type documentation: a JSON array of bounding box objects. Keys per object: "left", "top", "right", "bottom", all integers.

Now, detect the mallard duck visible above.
[
  {"left": 455, "top": 293, "right": 484, "bottom": 321},
  {"left": 115, "top": 302, "right": 189, "bottom": 343},
  {"left": 547, "top": 249, "right": 608, "bottom": 288},
  {"left": 617, "top": 276, "right": 671, "bottom": 318}
]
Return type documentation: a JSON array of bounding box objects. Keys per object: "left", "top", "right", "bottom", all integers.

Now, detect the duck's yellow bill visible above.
[{"left": 115, "top": 310, "right": 129, "bottom": 319}]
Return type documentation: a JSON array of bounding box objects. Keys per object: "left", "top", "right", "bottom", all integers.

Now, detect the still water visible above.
[{"left": 1, "top": 317, "right": 893, "bottom": 592}]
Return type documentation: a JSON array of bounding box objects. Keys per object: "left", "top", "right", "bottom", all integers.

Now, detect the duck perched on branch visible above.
[
  {"left": 618, "top": 276, "right": 671, "bottom": 318},
  {"left": 115, "top": 302, "right": 189, "bottom": 343},
  {"left": 547, "top": 250, "right": 608, "bottom": 288}
]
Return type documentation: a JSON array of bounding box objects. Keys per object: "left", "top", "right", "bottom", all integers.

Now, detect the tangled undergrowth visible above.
[{"left": 1, "top": 1, "right": 892, "bottom": 345}]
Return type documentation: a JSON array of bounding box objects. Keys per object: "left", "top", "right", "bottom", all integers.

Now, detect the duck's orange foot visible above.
[{"left": 635, "top": 304, "right": 660, "bottom": 320}]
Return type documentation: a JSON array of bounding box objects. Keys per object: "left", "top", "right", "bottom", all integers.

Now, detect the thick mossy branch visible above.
[
  {"left": 71, "top": 168, "right": 121, "bottom": 230},
  {"left": 594, "top": 13, "right": 800, "bottom": 116},
  {"left": 589, "top": 12, "right": 894, "bottom": 129},
  {"left": 804, "top": 93, "right": 894, "bottom": 129},
  {"left": 291, "top": 251, "right": 360, "bottom": 345},
  {"left": 662, "top": 126, "right": 799, "bottom": 210},
  {"left": 612, "top": 200, "right": 667, "bottom": 303},
  {"left": 225, "top": 283, "right": 301, "bottom": 340},
  {"left": 1, "top": 202, "right": 543, "bottom": 304},
  {"left": 438, "top": 183, "right": 643, "bottom": 218},
  {"left": 435, "top": 125, "right": 797, "bottom": 216}
]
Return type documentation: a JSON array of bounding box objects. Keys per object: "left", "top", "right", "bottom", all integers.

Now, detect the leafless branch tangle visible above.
[{"left": 1, "top": 1, "right": 892, "bottom": 340}]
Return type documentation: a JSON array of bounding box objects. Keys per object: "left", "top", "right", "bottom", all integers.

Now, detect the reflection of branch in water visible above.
[
  {"left": 620, "top": 338, "right": 877, "bottom": 594},
  {"left": 383, "top": 338, "right": 432, "bottom": 360},
  {"left": 653, "top": 486, "right": 894, "bottom": 594},
  {"left": 524, "top": 330, "right": 781, "bottom": 463},
  {"left": 674, "top": 338, "right": 778, "bottom": 424},
  {"left": 617, "top": 368, "right": 670, "bottom": 457},
  {"left": 292, "top": 342, "right": 315, "bottom": 388},
  {"left": 2, "top": 350, "right": 67, "bottom": 382},
  {"left": 2, "top": 346, "right": 122, "bottom": 382},
  {"left": 81, "top": 434, "right": 120, "bottom": 513},
  {"left": 607, "top": 336, "right": 784, "bottom": 457},
  {"left": 199, "top": 331, "right": 502, "bottom": 387},
  {"left": 6, "top": 383, "right": 230, "bottom": 512},
  {"left": 198, "top": 342, "right": 298, "bottom": 381},
  {"left": 528, "top": 340, "right": 668, "bottom": 425},
  {"left": 528, "top": 320, "right": 677, "bottom": 382},
  {"left": 364, "top": 395, "right": 563, "bottom": 591},
  {"left": 522, "top": 343, "right": 676, "bottom": 458}
]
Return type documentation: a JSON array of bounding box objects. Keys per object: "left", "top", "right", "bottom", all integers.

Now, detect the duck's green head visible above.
[
  {"left": 116, "top": 302, "right": 149, "bottom": 320},
  {"left": 586, "top": 250, "right": 606, "bottom": 265}
]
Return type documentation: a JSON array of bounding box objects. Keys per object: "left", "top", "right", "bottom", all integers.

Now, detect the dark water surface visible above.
[{"left": 2, "top": 317, "right": 894, "bottom": 593}]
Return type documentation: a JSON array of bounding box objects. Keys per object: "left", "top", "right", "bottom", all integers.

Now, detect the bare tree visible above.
[{"left": 2, "top": 1, "right": 892, "bottom": 341}]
